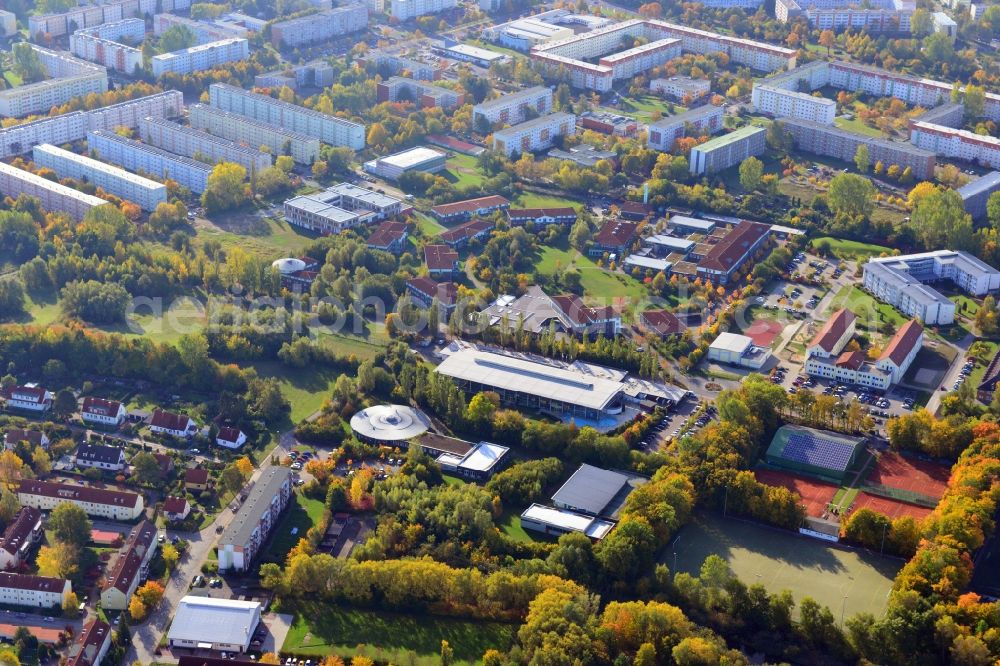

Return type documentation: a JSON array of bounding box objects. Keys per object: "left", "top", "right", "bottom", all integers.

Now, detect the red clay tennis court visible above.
[
  {"left": 755, "top": 468, "right": 838, "bottom": 517},
  {"left": 745, "top": 319, "right": 785, "bottom": 347},
  {"left": 849, "top": 492, "right": 935, "bottom": 521},
  {"left": 867, "top": 451, "right": 950, "bottom": 500}
]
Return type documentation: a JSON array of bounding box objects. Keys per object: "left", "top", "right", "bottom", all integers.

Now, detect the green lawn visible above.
[
  {"left": 263, "top": 491, "right": 325, "bottom": 562},
  {"left": 193, "top": 215, "right": 316, "bottom": 259},
  {"left": 514, "top": 192, "right": 581, "bottom": 210},
  {"left": 283, "top": 604, "right": 517, "bottom": 665},
  {"left": 443, "top": 154, "right": 487, "bottom": 189},
  {"left": 950, "top": 294, "right": 980, "bottom": 319},
  {"left": 251, "top": 357, "right": 380, "bottom": 423},
  {"left": 811, "top": 236, "right": 893, "bottom": 262},
  {"left": 534, "top": 243, "right": 647, "bottom": 307},
  {"left": 499, "top": 510, "right": 536, "bottom": 543},
  {"left": 827, "top": 286, "right": 908, "bottom": 337},
  {"left": 834, "top": 115, "right": 885, "bottom": 138},
  {"left": 616, "top": 94, "right": 682, "bottom": 123},
  {"left": 3, "top": 71, "right": 22, "bottom": 88},
  {"left": 671, "top": 512, "right": 902, "bottom": 620},
  {"left": 966, "top": 340, "right": 999, "bottom": 388},
  {"left": 414, "top": 212, "right": 446, "bottom": 237}
]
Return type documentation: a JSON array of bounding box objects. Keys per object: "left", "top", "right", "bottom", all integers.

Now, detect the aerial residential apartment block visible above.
[
  {"left": 29, "top": 0, "right": 191, "bottom": 38},
  {"left": 87, "top": 130, "right": 213, "bottom": 194},
  {"left": 473, "top": 86, "right": 553, "bottom": 128},
  {"left": 217, "top": 467, "right": 292, "bottom": 571},
  {"left": 390, "top": 0, "right": 456, "bottom": 20},
  {"left": 0, "top": 46, "right": 108, "bottom": 118},
  {"left": 151, "top": 38, "right": 249, "bottom": 77},
  {"left": 647, "top": 104, "right": 724, "bottom": 151},
  {"left": 152, "top": 13, "right": 245, "bottom": 44},
  {"left": 689, "top": 126, "right": 766, "bottom": 175},
  {"left": 492, "top": 112, "right": 576, "bottom": 157},
  {"left": 0, "top": 507, "right": 43, "bottom": 571},
  {"left": 910, "top": 123, "right": 1000, "bottom": 170},
  {"left": 377, "top": 77, "right": 465, "bottom": 110},
  {"left": 0, "top": 162, "right": 108, "bottom": 221},
  {"left": 863, "top": 251, "right": 1000, "bottom": 325},
  {"left": 0, "top": 573, "right": 71, "bottom": 609},
  {"left": 209, "top": 83, "right": 365, "bottom": 150},
  {"left": 69, "top": 18, "right": 145, "bottom": 73},
  {"left": 0, "top": 10, "right": 16, "bottom": 37},
  {"left": 32, "top": 144, "right": 168, "bottom": 212},
  {"left": 100, "top": 521, "right": 157, "bottom": 610},
  {"left": 270, "top": 5, "right": 368, "bottom": 47},
  {"left": 775, "top": 0, "right": 913, "bottom": 31},
  {"left": 138, "top": 117, "right": 272, "bottom": 174},
  {"left": 187, "top": 104, "right": 320, "bottom": 165},
  {"left": 18, "top": 480, "right": 144, "bottom": 521}
]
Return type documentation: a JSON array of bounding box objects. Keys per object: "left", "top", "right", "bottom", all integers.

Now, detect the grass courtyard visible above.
[
  {"left": 670, "top": 513, "right": 902, "bottom": 620},
  {"left": 826, "top": 285, "right": 908, "bottom": 337},
  {"left": 192, "top": 215, "right": 316, "bottom": 260},
  {"left": 811, "top": 237, "right": 893, "bottom": 263},
  {"left": 283, "top": 604, "right": 517, "bottom": 665},
  {"left": 534, "top": 243, "right": 648, "bottom": 307},
  {"left": 443, "top": 154, "right": 488, "bottom": 189},
  {"left": 263, "top": 492, "right": 326, "bottom": 563}
]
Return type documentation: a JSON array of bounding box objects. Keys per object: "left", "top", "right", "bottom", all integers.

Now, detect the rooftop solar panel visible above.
[{"left": 781, "top": 432, "right": 855, "bottom": 472}]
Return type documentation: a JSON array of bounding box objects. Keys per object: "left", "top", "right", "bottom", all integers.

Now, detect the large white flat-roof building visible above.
[
  {"left": 492, "top": 112, "right": 576, "bottom": 158},
  {"left": 689, "top": 126, "right": 766, "bottom": 175},
  {"left": 152, "top": 38, "right": 249, "bottom": 77},
  {"left": 168, "top": 597, "right": 261, "bottom": 652},
  {"left": 87, "top": 129, "right": 213, "bottom": 194},
  {"left": 436, "top": 442, "right": 511, "bottom": 481},
  {"left": 138, "top": 116, "right": 272, "bottom": 173},
  {"left": 863, "top": 251, "right": 1000, "bottom": 325},
  {"left": 284, "top": 183, "right": 403, "bottom": 234},
  {"left": 520, "top": 503, "right": 616, "bottom": 539},
  {"left": 707, "top": 332, "right": 770, "bottom": 369},
  {"left": 959, "top": 171, "right": 1000, "bottom": 222},
  {"left": 364, "top": 146, "right": 447, "bottom": 180},
  {"left": 32, "top": 144, "right": 167, "bottom": 212},
  {"left": 270, "top": 5, "right": 368, "bottom": 47},
  {"left": 0, "top": 46, "right": 108, "bottom": 118},
  {"left": 217, "top": 468, "right": 291, "bottom": 572},
  {"left": 209, "top": 83, "right": 365, "bottom": 150},
  {"left": 187, "top": 104, "right": 320, "bottom": 166},
  {"left": 69, "top": 18, "right": 144, "bottom": 73},
  {"left": 0, "top": 161, "right": 108, "bottom": 221}
]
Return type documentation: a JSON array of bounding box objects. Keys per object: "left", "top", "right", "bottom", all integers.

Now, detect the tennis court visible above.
[
  {"left": 849, "top": 492, "right": 935, "bottom": 521},
  {"left": 866, "top": 451, "right": 950, "bottom": 500},
  {"left": 670, "top": 513, "right": 902, "bottom": 619},
  {"left": 754, "top": 468, "right": 839, "bottom": 518}
]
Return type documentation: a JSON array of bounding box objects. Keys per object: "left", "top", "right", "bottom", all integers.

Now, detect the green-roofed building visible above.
[
  {"left": 764, "top": 424, "right": 865, "bottom": 483},
  {"left": 689, "top": 125, "right": 766, "bottom": 175}
]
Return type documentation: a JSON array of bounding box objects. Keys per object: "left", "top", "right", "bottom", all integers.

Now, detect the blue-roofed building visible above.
[{"left": 765, "top": 424, "right": 865, "bottom": 483}]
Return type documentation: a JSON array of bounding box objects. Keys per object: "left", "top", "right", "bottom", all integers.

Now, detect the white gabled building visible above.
[
  {"left": 18, "top": 480, "right": 144, "bottom": 521},
  {"left": 0, "top": 573, "right": 71, "bottom": 609},
  {"left": 216, "top": 427, "right": 247, "bottom": 450},
  {"left": 149, "top": 410, "right": 198, "bottom": 438},
  {"left": 4, "top": 385, "right": 52, "bottom": 413},
  {"left": 81, "top": 397, "right": 126, "bottom": 427}
]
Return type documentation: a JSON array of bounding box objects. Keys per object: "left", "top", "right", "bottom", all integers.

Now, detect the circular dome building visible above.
[
  {"left": 350, "top": 404, "right": 431, "bottom": 444},
  {"left": 272, "top": 258, "right": 306, "bottom": 275}
]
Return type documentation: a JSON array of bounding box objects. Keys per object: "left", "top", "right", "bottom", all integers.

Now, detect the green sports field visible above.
[{"left": 669, "top": 513, "right": 902, "bottom": 620}]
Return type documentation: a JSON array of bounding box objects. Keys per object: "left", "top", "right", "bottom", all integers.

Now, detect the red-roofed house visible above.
[
  {"left": 163, "top": 496, "right": 191, "bottom": 521},
  {"left": 424, "top": 244, "right": 459, "bottom": 278},
  {"left": 366, "top": 221, "right": 409, "bottom": 254},
  {"left": 696, "top": 221, "right": 770, "bottom": 284},
  {"left": 0, "top": 507, "right": 42, "bottom": 570},
  {"left": 149, "top": 410, "right": 198, "bottom": 438},
  {"left": 3, "top": 429, "right": 48, "bottom": 451},
  {"left": 18, "top": 480, "right": 144, "bottom": 520},
  {"left": 81, "top": 397, "right": 126, "bottom": 427},
  {"left": 551, "top": 294, "right": 621, "bottom": 337},
  {"left": 0, "top": 572, "right": 71, "bottom": 609},
  {"left": 589, "top": 220, "right": 638, "bottom": 259},
  {"left": 640, "top": 310, "right": 683, "bottom": 338},
  {"left": 184, "top": 468, "right": 210, "bottom": 491},
  {"left": 807, "top": 309, "right": 857, "bottom": 359},
  {"left": 4, "top": 385, "right": 52, "bottom": 413},
  {"left": 431, "top": 195, "right": 509, "bottom": 224},
  {"left": 617, "top": 200, "right": 653, "bottom": 220},
  {"left": 216, "top": 427, "right": 247, "bottom": 450},
  {"left": 100, "top": 521, "right": 157, "bottom": 611},
  {"left": 438, "top": 218, "right": 494, "bottom": 248},
  {"left": 406, "top": 278, "right": 458, "bottom": 317},
  {"left": 506, "top": 207, "right": 576, "bottom": 227},
  {"left": 876, "top": 320, "right": 924, "bottom": 385},
  {"left": 67, "top": 620, "right": 112, "bottom": 666}
]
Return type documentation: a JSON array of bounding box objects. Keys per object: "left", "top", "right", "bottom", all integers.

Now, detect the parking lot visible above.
[{"left": 641, "top": 400, "right": 718, "bottom": 451}]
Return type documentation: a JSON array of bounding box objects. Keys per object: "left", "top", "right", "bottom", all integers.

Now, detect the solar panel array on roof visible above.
[{"left": 781, "top": 431, "right": 855, "bottom": 472}]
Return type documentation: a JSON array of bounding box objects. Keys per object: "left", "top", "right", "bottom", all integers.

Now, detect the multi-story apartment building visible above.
[
  {"left": 473, "top": 86, "right": 553, "bottom": 128},
  {"left": 152, "top": 13, "right": 244, "bottom": 44},
  {"left": 67, "top": 621, "right": 112, "bottom": 666},
  {"left": 650, "top": 76, "right": 711, "bottom": 102},
  {"left": 0, "top": 162, "right": 108, "bottom": 221},
  {"left": 32, "top": 144, "right": 168, "bottom": 212},
  {"left": 87, "top": 130, "right": 213, "bottom": 194},
  {"left": 81, "top": 397, "right": 127, "bottom": 427},
  {"left": 270, "top": 5, "right": 368, "bottom": 48},
  {"left": 863, "top": 251, "right": 1000, "bottom": 325},
  {"left": 377, "top": 77, "right": 464, "bottom": 110},
  {"left": 187, "top": 104, "right": 319, "bottom": 165},
  {"left": 492, "top": 112, "right": 576, "bottom": 157},
  {"left": 910, "top": 122, "right": 1000, "bottom": 170},
  {"left": 5, "top": 385, "right": 52, "bottom": 413},
  {"left": 284, "top": 184, "right": 403, "bottom": 234},
  {"left": 0, "top": 573, "right": 71, "bottom": 609},
  {"left": 647, "top": 104, "right": 724, "bottom": 151},
  {"left": 390, "top": 0, "right": 456, "bottom": 20},
  {"left": 209, "top": 83, "right": 365, "bottom": 150},
  {"left": 779, "top": 118, "right": 936, "bottom": 180},
  {"left": 100, "top": 521, "right": 157, "bottom": 610},
  {"left": 959, "top": 172, "right": 1000, "bottom": 222},
  {"left": 138, "top": 117, "right": 272, "bottom": 174},
  {"left": 0, "top": 10, "right": 16, "bottom": 37},
  {"left": 775, "top": 0, "right": 914, "bottom": 32},
  {"left": 0, "top": 47, "right": 108, "bottom": 118},
  {"left": 30, "top": 0, "right": 190, "bottom": 38},
  {"left": 86, "top": 90, "right": 184, "bottom": 133},
  {"left": 69, "top": 18, "right": 145, "bottom": 73},
  {"left": 152, "top": 38, "right": 249, "bottom": 77},
  {"left": 751, "top": 85, "right": 836, "bottom": 124},
  {"left": 360, "top": 50, "right": 443, "bottom": 81},
  {"left": 17, "top": 480, "right": 144, "bottom": 521},
  {"left": 689, "top": 126, "right": 766, "bottom": 175},
  {"left": 217, "top": 467, "right": 292, "bottom": 572},
  {"left": 0, "top": 507, "right": 43, "bottom": 571}
]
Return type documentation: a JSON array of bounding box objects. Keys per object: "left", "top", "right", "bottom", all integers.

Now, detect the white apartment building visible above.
[
  {"left": 32, "top": 144, "right": 168, "bottom": 212},
  {"left": 209, "top": 83, "right": 365, "bottom": 150},
  {"left": 473, "top": 86, "right": 553, "bottom": 127},
  {"left": 75, "top": 444, "right": 127, "bottom": 472},
  {"left": 217, "top": 467, "right": 292, "bottom": 571},
  {"left": 70, "top": 18, "right": 145, "bottom": 73},
  {"left": 751, "top": 85, "right": 836, "bottom": 124},
  {"left": 270, "top": 5, "right": 368, "bottom": 48},
  {"left": 0, "top": 162, "right": 108, "bottom": 221},
  {"left": 647, "top": 104, "right": 724, "bottom": 151},
  {"left": 391, "top": 0, "right": 456, "bottom": 20},
  {"left": 0, "top": 47, "right": 108, "bottom": 118},
  {"left": 187, "top": 104, "right": 320, "bottom": 165},
  {"left": 689, "top": 125, "right": 766, "bottom": 175},
  {"left": 138, "top": 117, "right": 272, "bottom": 174},
  {"left": 650, "top": 76, "right": 711, "bottom": 102},
  {"left": 100, "top": 521, "right": 157, "bottom": 611},
  {"left": 804, "top": 316, "right": 922, "bottom": 390},
  {"left": 910, "top": 122, "right": 1000, "bottom": 170},
  {"left": 6, "top": 385, "right": 52, "bottom": 413},
  {"left": 153, "top": 13, "right": 244, "bottom": 44},
  {"left": 284, "top": 183, "right": 403, "bottom": 234},
  {"left": 0, "top": 574, "right": 71, "bottom": 610},
  {"left": 775, "top": 0, "right": 914, "bottom": 32},
  {"left": 18, "top": 480, "right": 144, "bottom": 521},
  {"left": 492, "top": 112, "right": 576, "bottom": 157},
  {"left": 0, "top": 10, "right": 16, "bottom": 37},
  {"left": 87, "top": 130, "right": 213, "bottom": 194},
  {"left": 81, "top": 397, "right": 126, "bottom": 427},
  {"left": 151, "top": 38, "right": 249, "bottom": 77},
  {"left": 29, "top": 0, "right": 191, "bottom": 38},
  {"left": 863, "top": 251, "right": 1000, "bottom": 325}
]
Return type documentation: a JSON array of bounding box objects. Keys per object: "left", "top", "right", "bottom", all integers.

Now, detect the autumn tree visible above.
[
  {"left": 828, "top": 172, "right": 875, "bottom": 218},
  {"left": 128, "top": 595, "right": 147, "bottom": 622},
  {"left": 853, "top": 144, "right": 870, "bottom": 173},
  {"left": 738, "top": 156, "right": 763, "bottom": 191},
  {"left": 49, "top": 502, "right": 92, "bottom": 548},
  {"left": 910, "top": 188, "right": 975, "bottom": 252},
  {"left": 161, "top": 543, "right": 179, "bottom": 571},
  {"left": 0, "top": 451, "right": 23, "bottom": 489},
  {"left": 36, "top": 543, "right": 77, "bottom": 578},
  {"left": 201, "top": 162, "right": 248, "bottom": 214},
  {"left": 819, "top": 29, "right": 835, "bottom": 55}
]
